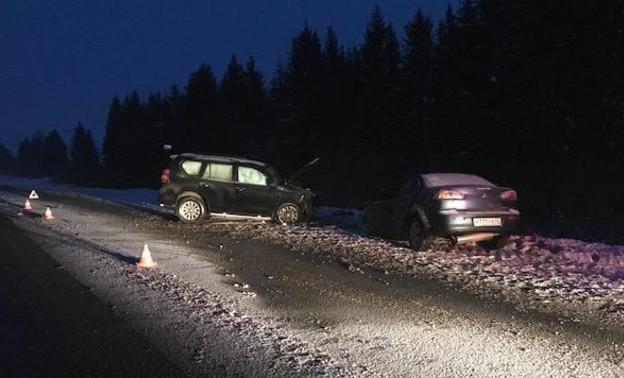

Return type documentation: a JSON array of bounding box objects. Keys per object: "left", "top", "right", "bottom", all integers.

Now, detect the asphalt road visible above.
[{"left": 0, "top": 213, "right": 185, "bottom": 378}]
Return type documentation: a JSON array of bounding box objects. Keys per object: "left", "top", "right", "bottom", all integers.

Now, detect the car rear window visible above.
[{"left": 421, "top": 173, "right": 493, "bottom": 188}]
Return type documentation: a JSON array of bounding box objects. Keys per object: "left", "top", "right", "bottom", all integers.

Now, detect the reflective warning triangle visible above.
[{"left": 28, "top": 190, "right": 40, "bottom": 200}]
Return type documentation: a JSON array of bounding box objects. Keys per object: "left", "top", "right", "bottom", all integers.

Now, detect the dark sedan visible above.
[{"left": 365, "top": 173, "right": 520, "bottom": 251}]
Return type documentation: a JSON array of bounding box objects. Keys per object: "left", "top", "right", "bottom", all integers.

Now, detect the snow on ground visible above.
[
  {"left": 0, "top": 174, "right": 159, "bottom": 210},
  {"left": 208, "top": 222, "right": 624, "bottom": 325},
  {"left": 5, "top": 174, "right": 624, "bottom": 377},
  {"left": 2, "top": 174, "right": 624, "bottom": 326},
  {"left": 313, "top": 206, "right": 366, "bottom": 234},
  {"left": 0, "top": 180, "right": 357, "bottom": 377}
]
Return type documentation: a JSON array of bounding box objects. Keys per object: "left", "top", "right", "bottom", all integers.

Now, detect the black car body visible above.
[
  {"left": 365, "top": 173, "right": 520, "bottom": 250},
  {"left": 158, "top": 153, "right": 315, "bottom": 224}
]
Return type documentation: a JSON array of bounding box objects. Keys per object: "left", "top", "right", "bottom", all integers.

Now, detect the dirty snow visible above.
[
  {"left": 205, "top": 221, "right": 624, "bottom": 326},
  {"left": 2, "top": 174, "right": 624, "bottom": 325},
  {"left": 2, "top": 174, "right": 624, "bottom": 377}
]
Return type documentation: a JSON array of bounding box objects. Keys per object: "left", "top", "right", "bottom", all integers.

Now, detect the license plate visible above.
[{"left": 473, "top": 217, "right": 502, "bottom": 227}]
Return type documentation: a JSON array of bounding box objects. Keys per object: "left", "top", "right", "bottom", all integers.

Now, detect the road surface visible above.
[{"left": 0, "top": 213, "right": 185, "bottom": 377}]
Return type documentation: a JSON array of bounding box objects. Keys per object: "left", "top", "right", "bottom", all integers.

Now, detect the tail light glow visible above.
[
  {"left": 436, "top": 190, "right": 466, "bottom": 200},
  {"left": 160, "top": 169, "right": 170, "bottom": 184},
  {"left": 501, "top": 190, "right": 517, "bottom": 201}
]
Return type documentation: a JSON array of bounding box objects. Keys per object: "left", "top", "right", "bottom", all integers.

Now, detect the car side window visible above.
[
  {"left": 180, "top": 160, "right": 203, "bottom": 176},
  {"left": 203, "top": 163, "right": 233, "bottom": 182},
  {"left": 237, "top": 166, "right": 267, "bottom": 186}
]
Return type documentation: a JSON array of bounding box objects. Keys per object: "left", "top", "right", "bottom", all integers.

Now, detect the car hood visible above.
[{"left": 288, "top": 157, "right": 321, "bottom": 182}]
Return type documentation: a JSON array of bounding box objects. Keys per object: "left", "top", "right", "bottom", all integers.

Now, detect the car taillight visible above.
[
  {"left": 160, "top": 169, "right": 170, "bottom": 184},
  {"left": 500, "top": 190, "right": 517, "bottom": 201},
  {"left": 436, "top": 190, "right": 466, "bottom": 200}
]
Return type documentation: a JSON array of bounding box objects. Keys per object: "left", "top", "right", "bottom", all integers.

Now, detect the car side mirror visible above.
[{"left": 267, "top": 177, "right": 278, "bottom": 187}]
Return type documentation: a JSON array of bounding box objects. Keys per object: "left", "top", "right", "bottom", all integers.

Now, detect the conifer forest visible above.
[{"left": 2, "top": 1, "right": 623, "bottom": 243}]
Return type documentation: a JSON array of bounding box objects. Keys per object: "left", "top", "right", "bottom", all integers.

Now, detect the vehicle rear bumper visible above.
[
  {"left": 157, "top": 188, "right": 177, "bottom": 207},
  {"left": 431, "top": 209, "right": 520, "bottom": 236}
]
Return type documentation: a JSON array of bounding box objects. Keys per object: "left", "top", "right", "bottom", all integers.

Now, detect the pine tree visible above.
[
  {"left": 41, "top": 130, "right": 69, "bottom": 180},
  {"left": 434, "top": 4, "right": 459, "bottom": 99},
  {"left": 241, "top": 57, "right": 268, "bottom": 158},
  {"left": 286, "top": 24, "right": 324, "bottom": 118},
  {"left": 17, "top": 132, "right": 46, "bottom": 177},
  {"left": 359, "top": 6, "right": 401, "bottom": 141},
  {"left": 163, "top": 84, "right": 185, "bottom": 154},
  {"left": 121, "top": 92, "right": 143, "bottom": 186},
  {"left": 102, "top": 95, "right": 123, "bottom": 179},
  {"left": 360, "top": 6, "right": 401, "bottom": 86},
  {"left": 320, "top": 26, "right": 352, "bottom": 153},
  {"left": 17, "top": 138, "right": 36, "bottom": 177},
  {"left": 102, "top": 93, "right": 152, "bottom": 187},
  {"left": 271, "top": 25, "right": 324, "bottom": 171},
  {"left": 402, "top": 9, "right": 434, "bottom": 168},
  {"left": 0, "top": 141, "right": 13, "bottom": 174},
  {"left": 220, "top": 55, "right": 247, "bottom": 155},
  {"left": 432, "top": 2, "right": 484, "bottom": 171},
  {"left": 184, "top": 64, "right": 220, "bottom": 153},
  {"left": 69, "top": 123, "right": 100, "bottom": 185},
  {"left": 143, "top": 91, "right": 173, "bottom": 184},
  {"left": 403, "top": 9, "right": 433, "bottom": 102},
  {"left": 358, "top": 6, "right": 402, "bottom": 183}
]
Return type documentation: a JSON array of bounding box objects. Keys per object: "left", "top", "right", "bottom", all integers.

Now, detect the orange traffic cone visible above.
[
  {"left": 42, "top": 206, "right": 54, "bottom": 220},
  {"left": 137, "top": 243, "right": 158, "bottom": 268},
  {"left": 24, "top": 199, "right": 33, "bottom": 211}
]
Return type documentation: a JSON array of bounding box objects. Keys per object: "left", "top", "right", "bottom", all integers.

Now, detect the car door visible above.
[
  {"left": 231, "top": 165, "right": 276, "bottom": 216},
  {"left": 197, "top": 161, "right": 236, "bottom": 213},
  {"left": 365, "top": 184, "right": 400, "bottom": 237},
  {"left": 389, "top": 176, "right": 422, "bottom": 237}
]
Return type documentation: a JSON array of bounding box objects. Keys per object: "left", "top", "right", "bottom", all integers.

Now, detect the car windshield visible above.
[{"left": 421, "top": 173, "right": 493, "bottom": 188}]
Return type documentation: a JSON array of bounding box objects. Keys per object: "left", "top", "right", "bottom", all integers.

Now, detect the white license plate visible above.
[{"left": 473, "top": 217, "right": 502, "bottom": 227}]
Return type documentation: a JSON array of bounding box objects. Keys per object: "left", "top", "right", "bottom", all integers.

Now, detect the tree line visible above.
[
  {"left": 0, "top": 124, "right": 100, "bottom": 186},
  {"left": 1, "top": 1, "right": 622, "bottom": 242}
]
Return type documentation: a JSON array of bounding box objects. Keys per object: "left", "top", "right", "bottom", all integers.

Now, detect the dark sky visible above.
[{"left": 0, "top": 0, "right": 452, "bottom": 153}]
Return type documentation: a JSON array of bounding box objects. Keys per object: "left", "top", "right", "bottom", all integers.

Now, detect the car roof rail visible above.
[{"left": 177, "top": 152, "right": 268, "bottom": 167}]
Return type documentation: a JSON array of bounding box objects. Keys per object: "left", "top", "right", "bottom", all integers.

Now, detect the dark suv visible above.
[{"left": 158, "top": 153, "right": 314, "bottom": 224}]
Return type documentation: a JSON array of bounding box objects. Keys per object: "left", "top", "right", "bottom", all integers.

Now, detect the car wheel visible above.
[
  {"left": 477, "top": 234, "right": 510, "bottom": 250},
  {"left": 408, "top": 219, "right": 432, "bottom": 251},
  {"left": 176, "top": 197, "right": 205, "bottom": 223},
  {"left": 275, "top": 203, "right": 301, "bottom": 225}
]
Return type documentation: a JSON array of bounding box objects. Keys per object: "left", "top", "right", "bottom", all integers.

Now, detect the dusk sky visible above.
[{"left": 1, "top": 1, "right": 452, "bottom": 154}]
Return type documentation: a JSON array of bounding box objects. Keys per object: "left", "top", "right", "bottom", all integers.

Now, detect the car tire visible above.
[
  {"left": 477, "top": 234, "right": 510, "bottom": 250},
  {"left": 408, "top": 218, "right": 432, "bottom": 251},
  {"left": 275, "top": 203, "right": 301, "bottom": 225},
  {"left": 176, "top": 197, "right": 206, "bottom": 223}
]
